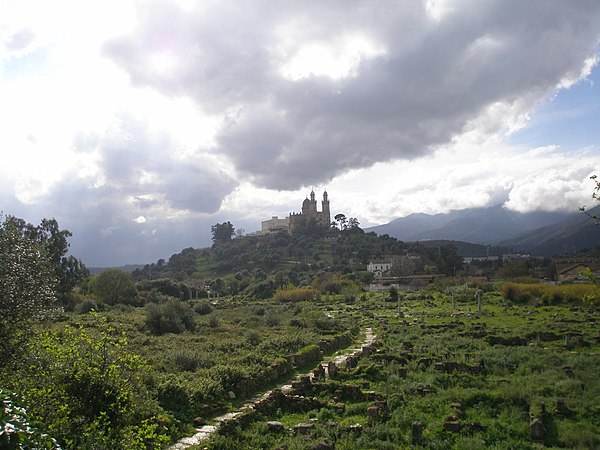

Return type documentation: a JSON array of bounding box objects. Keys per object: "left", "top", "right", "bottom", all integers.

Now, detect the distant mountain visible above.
[
  {"left": 417, "top": 240, "right": 513, "bottom": 257},
  {"left": 366, "top": 205, "right": 600, "bottom": 256},
  {"left": 494, "top": 205, "right": 600, "bottom": 256},
  {"left": 367, "top": 205, "right": 571, "bottom": 244}
]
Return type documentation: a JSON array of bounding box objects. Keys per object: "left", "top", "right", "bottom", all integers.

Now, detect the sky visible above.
[{"left": 1, "top": 0, "right": 600, "bottom": 266}]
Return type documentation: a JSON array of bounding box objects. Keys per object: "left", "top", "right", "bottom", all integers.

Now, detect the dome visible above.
[{"left": 302, "top": 198, "right": 310, "bottom": 206}]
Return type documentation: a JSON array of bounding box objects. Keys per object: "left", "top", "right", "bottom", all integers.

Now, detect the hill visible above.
[
  {"left": 417, "top": 240, "right": 513, "bottom": 257},
  {"left": 494, "top": 205, "right": 600, "bottom": 255},
  {"left": 365, "top": 205, "right": 599, "bottom": 255}
]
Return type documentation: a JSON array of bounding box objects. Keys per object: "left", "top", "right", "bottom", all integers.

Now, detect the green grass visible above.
[{"left": 200, "top": 294, "right": 600, "bottom": 449}]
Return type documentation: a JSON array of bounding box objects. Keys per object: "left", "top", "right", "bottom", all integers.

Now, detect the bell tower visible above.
[{"left": 322, "top": 190, "right": 330, "bottom": 226}]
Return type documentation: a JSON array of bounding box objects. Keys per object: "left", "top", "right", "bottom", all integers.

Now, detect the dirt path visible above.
[{"left": 169, "top": 327, "right": 375, "bottom": 449}]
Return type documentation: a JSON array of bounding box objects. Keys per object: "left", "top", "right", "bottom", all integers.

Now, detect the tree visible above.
[
  {"left": 0, "top": 215, "right": 57, "bottom": 363},
  {"left": 93, "top": 269, "right": 137, "bottom": 305},
  {"left": 347, "top": 217, "right": 361, "bottom": 229},
  {"left": 436, "top": 244, "right": 463, "bottom": 276},
  {"left": 334, "top": 214, "right": 347, "bottom": 230},
  {"left": 211, "top": 221, "right": 235, "bottom": 245},
  {"left": 1, "top": 216, "right": 88, "bottom": 302},
  {"left": 580, "top": 174, "right": 599, "bottom": 223}
]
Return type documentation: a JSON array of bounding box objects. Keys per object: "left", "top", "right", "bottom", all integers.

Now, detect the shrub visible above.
[
  {"left": 265, "top": 314, "right": 281, "bottom": 327},
  {"left": 168, "top": 349, "right": 213, "bottom": 371},
  {"left": 501, "top": 282, "right": 600, "bottom": 305},
  {"left": 93, "top": 269, "right": 138, "bottom": 305},
  {"left": 207, "top": 314, "right": 220, "bottom": 329},
  {"left": 0, "top": 390, "right": 61, "bottom": 449},
  {"left": 76, "top": 298, "right": 98, "bottom": 314},
  {"left": 194, "top": 301, "right": 213, "bottom": 315},
  {"left": 145, "top": 300, "right": 196, "bottom": 335},
  {"left": 157, "top": 378, "right": 190, "bottom": 416},
  {"left": 137, "top": 278, "right": 191, "bottom": 299},
  {"left": 273, "top": 287, "right": 319, "bottom": 302},
  {"left": 6, "top": 316, "right": 168, "bottom": 449},
  {"left": 245, "top": 331, "right": 261, "bottom": 346}
]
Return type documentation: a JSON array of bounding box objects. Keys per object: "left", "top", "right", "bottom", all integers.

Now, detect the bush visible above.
[
  {"left": 0, "top": 390, "right": 61, "bottom": 449},
  {"left": 501, "top": 282, "right": 600, "bottom": 305},
  {"left": 93, "top": 269, "right": 138, "bottom": 305},
  {"left": 265, "top": 314, "right": 281, "bottom": 327},
  {"left": 76, "top": 298, "right": 98, "bottom": 314},
  {"left": 245, "top": 331, "right": 261, "bottom": 346},
  {"left": 207, "top": 314, "right": 220, "bottom": 329},
  {"left": 4, "top": 316, "right": 168, "bottom": 448},
  {"left": 168, "top": 349, "right": 213, "bottom": 371},
  {"left": 194, "top": 301, "right": 213, "bottom": 315},
  {"left": 145, "top": 300, "right": 196, "bottom": 335},
  {"left": 273, "top": 287, "right": 319, "bottom": 302}
]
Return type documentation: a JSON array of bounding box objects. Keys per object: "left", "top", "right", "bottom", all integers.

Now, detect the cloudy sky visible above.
[{"left": 1, "top": 0, "right": 600, "bottom": 266}]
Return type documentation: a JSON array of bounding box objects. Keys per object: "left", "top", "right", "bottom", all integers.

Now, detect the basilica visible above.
[{"left": 259, "top": 190, "right": 331, "bottom": 234}]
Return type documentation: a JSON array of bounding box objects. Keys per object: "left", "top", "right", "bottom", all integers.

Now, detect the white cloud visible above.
[{"left": 1, "top": 0, "right": 600, "bottom": 265}]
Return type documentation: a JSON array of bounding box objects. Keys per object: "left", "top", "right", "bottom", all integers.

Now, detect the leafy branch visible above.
[{"left": 580, "top": 174, "right": 599, "bottom": 223}]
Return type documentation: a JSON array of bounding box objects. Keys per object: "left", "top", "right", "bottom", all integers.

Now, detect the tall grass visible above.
[{"left": 501, "top": 282, "right": 600, "bottom": 305}]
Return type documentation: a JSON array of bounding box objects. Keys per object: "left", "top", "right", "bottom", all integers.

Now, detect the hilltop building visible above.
[{"left": 257, "top": 190, "right": 331, "bottom": 235}]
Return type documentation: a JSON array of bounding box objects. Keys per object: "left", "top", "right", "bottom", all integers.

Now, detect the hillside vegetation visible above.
[{"left": 2, "top": 215, "right": 600, "bottom": 449}]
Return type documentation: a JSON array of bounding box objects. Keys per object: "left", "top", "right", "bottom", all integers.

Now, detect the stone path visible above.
[{"left": 169, "top": 328, "right": 375, "bottom": 449}]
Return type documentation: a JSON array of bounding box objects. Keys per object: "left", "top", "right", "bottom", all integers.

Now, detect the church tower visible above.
[{"left": 322, "top": 190, "right": 330, "bottom": 227}]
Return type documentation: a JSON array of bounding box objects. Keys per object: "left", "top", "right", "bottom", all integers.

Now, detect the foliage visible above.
[
  {"left": 311, "top": 273, "right": 360, "bottom": 294},
  {"left": 137, "top": 278, "right": 191, "bottom": 299},
  {"left": 93, "top": 269, "right": 138, "bottom": 305},
  {"left": 580, "top": 174, "right": 599, "bottom": 222},
  {"left": 1, "top": 216, "right": 88, "bottom": 302},
  {"left": 2, "top": 315, "right": 169, "bottom": 449},
  {"left": 501, "top": 282, "right": 600, "bottom": 304},
  {"left": 75, "top": 298, "right": 98, "bottom": 314},
  {"left": 0, "top": 215, "right": 58, "bottom": 364},
  {"left": 1, "top": 389, "right": 61, "bottom": 449},
  {"left": 211, "top": 221, "right": 235, "bottom": 245},
  {"left": 145, "top": 299, "right": 196, "bottom": 335},
  {"left": 436, "top": 243, "right": 463, "bottom": 276},
  {"left": 194, "top": 301, "right": 214, "bottom": 315},
  {"left": 203, "top": 296, "right": 600, "bottom": 449},
  {"left": 273, "top": 286, "right": 319, "bottom": 302}
]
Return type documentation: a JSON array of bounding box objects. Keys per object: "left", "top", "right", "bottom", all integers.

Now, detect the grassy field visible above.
[{"left": 199, "top": 293, "right": 600, "bottom": 449}]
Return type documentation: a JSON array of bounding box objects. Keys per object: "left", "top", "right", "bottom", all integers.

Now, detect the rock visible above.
[
  {"left": 367, "top": 405, "right": 380, "bottom": 421},
  {"left": 434, "top": 362, "right": 446, "bottom": 372},
  {"left": 313, "top": 364, "right": 326, "bottom": 381},
  {"left": 412, "top": 421, "right": 423, "bottom": 445},
  {"left": 327, "top": 361, "right": 338, "bottom": 378},
  {"left": 555, "top": 398, "right": 572, "bottom": 417},
  {"left": 309, "top": 440, "right": 335, "bottom": 450},
  {"left": 333, "top": 402, "right": 346, "bottom": 411},
  {"left": 530, "top": 418, "right": 545, "bottom": 441},
  {"left": 267, "top": 421, "right": 285, "bottom": 432},
  {"left": 333, "top": 389, "right": 343, "bottom": 401},
  {"left": 443, "top": 421, "right": 461, "bottom": 432},
  {"left": 293, "top": 423, "right": 315, "bottom": 434},
  {"left": 227, "top": 391, "right": 236, "bottom": 400},
  {"left": 347, "top": 423, "right": 362, "bottom": 434},
  {"left": 193, "top": 417, "right": 206, "bottom": 427}
]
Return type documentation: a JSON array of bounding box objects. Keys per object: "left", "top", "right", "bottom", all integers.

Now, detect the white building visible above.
[
  {"left": 367, "top": 260, "right": 393, "bottom": 278},
  {"left": 260, "top": 216, "right": 290, "bottom": 234}
]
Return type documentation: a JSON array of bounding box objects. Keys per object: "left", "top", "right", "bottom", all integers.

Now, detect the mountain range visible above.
[{"left": 366, "top": 204, "right": 600, "bottom": 256}]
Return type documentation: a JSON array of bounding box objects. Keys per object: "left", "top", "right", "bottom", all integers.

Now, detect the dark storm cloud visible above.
[{"left": 105, "top": 0, "right": 600, "bottom": 190}]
